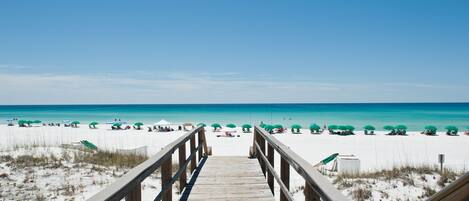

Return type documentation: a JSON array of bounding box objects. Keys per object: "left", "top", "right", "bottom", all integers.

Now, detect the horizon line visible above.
[{"left": 1, "top": 101, "right": 469, "bottom": 106}]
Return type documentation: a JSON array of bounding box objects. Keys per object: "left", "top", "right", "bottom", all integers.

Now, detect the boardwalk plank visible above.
[{"left": 181, "top": 156, "right": 275, "bottom": 201}]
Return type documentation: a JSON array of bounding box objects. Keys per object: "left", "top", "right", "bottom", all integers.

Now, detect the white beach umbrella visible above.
[{"left": 155, "top": 119, "right": 171, "bottom": 126}]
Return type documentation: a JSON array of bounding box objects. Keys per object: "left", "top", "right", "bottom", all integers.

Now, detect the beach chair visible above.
[
  {"left": 216, "top": 131, "right": 240, "bottom": 137},
  {"left": 80, "top": 140, "right": 98, "bottom": 150}
]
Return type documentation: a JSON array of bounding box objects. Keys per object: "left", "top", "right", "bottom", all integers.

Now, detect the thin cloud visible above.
[{"left": 0, "top": 72, "right": 468, "bottom": 104}]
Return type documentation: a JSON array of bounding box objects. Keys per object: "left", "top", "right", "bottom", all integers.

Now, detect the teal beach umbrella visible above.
[
  {"left": 197, "top": 123, "right": 206, "bottom": 127},
  {"left": 291, "top": 124, "right": 302, "bottom": 133},
  {"left": 211, "top": 123, "right": 221, "bottom": 130},
  {"left": 242, "top": 124, "right": 252, "bottom": 132},
  {"left": 226, "top": 123, "right": 236, "bottom": 128},
  {"left": 134, "top": 122, "right": 144, "bottom": 129},
  {"left": 273, "top": 124, "right": 283, "bottom": 129},
  {"left": 89, "top": 121, "right": 99, "bottom": 128}
]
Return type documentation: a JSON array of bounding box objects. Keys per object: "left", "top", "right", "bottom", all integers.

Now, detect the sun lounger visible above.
[
  {"left": 216, "top": 131, "right": 240, "bottom": 137},
  {"left": 80, "top": 140, "right": 98, "bottom": 150}
]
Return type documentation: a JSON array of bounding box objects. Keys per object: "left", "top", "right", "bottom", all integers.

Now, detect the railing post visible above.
[
  {"left": 125, "top": 183, "right": 141, "bottom": 201},
  {"left": 198, "top": 130, "right": 203, "bottom": 161},
  {"left": 161, "top": 156, "right": 172, "bottom": 201},
  {"left": 267, "top": 143, "right": 274, "bottom": 194},
  {"left": 259, "top": 135, "right": 266, "bottom": 176},
  {"left": 252, "top": 128, "right": 258, "bottom": 156},
  {"left": 178, "top": 143, "right": 187, "bottom": 191},
  {"left": 190, "top": 135, "right": 196, "bottom": 173},
  {"left": 304, "top": 181, "right": 320, "bottom": 201},
  {"left": 280, "top": 156, "right": 290, "bottom": 201}
]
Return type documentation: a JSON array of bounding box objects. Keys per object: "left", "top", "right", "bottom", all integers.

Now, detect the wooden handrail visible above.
[
  {"left": 252, "top": 126, "right": 349, "bottom": 201},
  {"left": 427, "top": 172, "right": 469, "bottom": 201},
  {"left": 88, "top": 126, "right": 208, "bottom": 201}
]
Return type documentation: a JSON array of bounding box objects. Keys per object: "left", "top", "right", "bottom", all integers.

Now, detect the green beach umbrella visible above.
[
  {"left": 363, "top": 125, "right": 375, "bottom": 131},
  {"left": 345, "top": 125, "right": 355, "bottom": 131},
  {"left": 328, "top": 125, "right": 338, "bottom": 130},
  {"left": 33, "top": 120, "right": 42, "bottom": 124},
  {"left": 18, "top": 120, "right": 27, "bottom": 125},
  {"left": 445, "top": 125, "right": 458, "bottom": 132},
  {"left": 89, "top": 121, "right": 99, "bottom": 128},
  {"left": 264, "top": 125, "right": 274, "bottom": 132},
  {"left": 291, "top": 124, "right": 302, "bottom": 129},
  {"left": 134, "top": 122, "right": 144, "bottom": 126},
  {"left": 424, "top": 125, "right": 437, "bottom": 131},
  {"left": 26, "top": 120, "right": 33, "bottom": 125},
  {"left": 226, "top": 123, "right": 236, "bottom": 128},
  {"left": 197, "top": 123, "right": 206, "bottom": 127},
  {"left": 395, "top": 125, "right": 407, "bottom": 130},
  {"left": 309, "top": 124, "right": 320, "bottom": 130},
  {"left": 71, "top": 121, "right": 80, "bottom": 125},
  {"left": 273, "top": 124, "right": 283, "bottom": 129},
  {"left": 383, "top": 125, "right": 395, "bottom": 131},
  {"left": 260, "top": 122, "right": 266, "bottom": 128},
  {"left": 242, "top": 124, "right": 252, "bottom": 132},
  {"left": 112, "top": 122, "right": 122, "bottom": 127},
  {"left": 211, "top": 123, "right": 221, "bottom": 129},
  {"left": 337, "top": 125, "right": 347, "bottom": 131}
]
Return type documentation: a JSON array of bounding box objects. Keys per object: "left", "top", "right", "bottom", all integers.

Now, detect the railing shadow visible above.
[{"left": 179, "top": 156, "right": 208, "bottom": 201}]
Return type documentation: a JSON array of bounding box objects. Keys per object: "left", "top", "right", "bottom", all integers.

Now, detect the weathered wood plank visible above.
[{"left": 183, "top": 156, "right": 275, "bottom": 201}]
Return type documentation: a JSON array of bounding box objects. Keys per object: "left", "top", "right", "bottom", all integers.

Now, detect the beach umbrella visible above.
[
  {"left": 273, "top": 124, "right": 283, "bottom": 129},
  {"left": 383, "top": 125, "right": 394, "bottom": 131},
  {"left": 424, "top": 125, "right": 437, "bottom": 131},
  {"left": 226, "top": 123, "right": 236, "bottom": 128},
  {"left": 309, "top": 124, "right": 320, "bottom": 130},
  {"left": 155, "top": 119, "right": 171, "bottom": 126},
  {"left": 327, "top": 125, "right": 338, "bottom": 130},
  {"left": 345, "top": 125, "right": 355, "bottom": 131},
  {"left": 337, "top": 125, "right": 347, "bottom": 131},
  {"left": 197, "top": 123, "right": 206, "bottom": 127},
  {"left": 260, "top": 122, "right": 266, "bottom": 128},
  {"left": 264, "top": 125, "right": 274, "bottom": 133},
  {"left": 134, "top": 122, "right": 144, "bottom": 129},
  {"left": 291, "top": 124, "right": 302, "bottom": 129},
  {"left": 211, "top": 123, "right": 221, "bottom": 129},
  {"left": 242, "top": 124, "right": 252, "bottom": 132},
  {"left": 291, "top": 124, "right": 302, "bottom": 133},
  {"left": 71, "top": 121, "right": 80, "bottom": 125},
  {"left": 445, "top": 125, "right": 458, "bottom": 133},
  {"left": 89, "top": 121, "right": 99, "bottom": 128},
  {"left": 33, "top": 120, "right": 42, "bottom": 124},
  {"left": 363, "top": 125, "right": 375, "bottom": 131},
  {"left": 395, "top": 125, "right": 407, "bottom": 130},
  {"left": 25, "top": 120, "right": 33, "bottom": 126},
  {"left": 113, "top": 122, "right": 122, "bottom": 127}
]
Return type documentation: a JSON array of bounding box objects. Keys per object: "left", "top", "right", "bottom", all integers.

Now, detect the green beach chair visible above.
[{"left": 80, "top": 140, "right": 98, "bottom": 150}]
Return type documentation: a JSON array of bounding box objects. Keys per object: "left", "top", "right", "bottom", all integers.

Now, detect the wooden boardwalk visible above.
[{"left": 181, "top": 156, "right": 275, "bottom": 201}]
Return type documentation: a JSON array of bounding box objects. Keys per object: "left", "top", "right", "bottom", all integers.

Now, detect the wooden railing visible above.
[
  {"left": 427, "top": 171, "right": 469, "bottom": 201},
  {"left": 251, "top": 126, "right": 349, "bottom": 201},
  {"left": 88, "top": 126, "right": 209, "bottom": 201}
]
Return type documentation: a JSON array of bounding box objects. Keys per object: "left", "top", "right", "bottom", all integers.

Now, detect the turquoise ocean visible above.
[{"left": 1, "top": 103, "right": 468, "bottom": 131}]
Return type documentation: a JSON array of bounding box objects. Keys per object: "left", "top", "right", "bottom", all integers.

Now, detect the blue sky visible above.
[{"left": 1, "top": 1, "right": 468, "bottom": 104}]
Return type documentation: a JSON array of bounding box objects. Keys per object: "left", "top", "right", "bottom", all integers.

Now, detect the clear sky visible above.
[{"left": 1, "top": 1, "right": 468, "bottom": 104}]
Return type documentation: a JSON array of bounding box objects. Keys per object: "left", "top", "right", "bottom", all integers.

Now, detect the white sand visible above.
[
  {"left": 1, "top": 125, "right": 467, "bottom": 171},
  {"left": 0, "top": 125, "right": 468, "bottom": 200}
]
